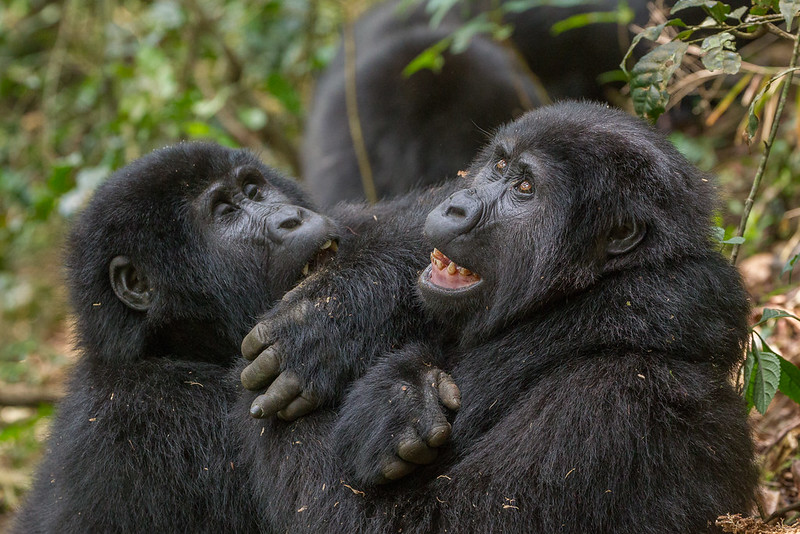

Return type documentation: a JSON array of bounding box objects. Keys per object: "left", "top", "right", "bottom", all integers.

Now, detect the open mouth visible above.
[
  {"left": 301, "top": 238, "right": 338, "bottom": 277},
  {"left": 424, "top": 248, "right": 482, "bottom": 291}
]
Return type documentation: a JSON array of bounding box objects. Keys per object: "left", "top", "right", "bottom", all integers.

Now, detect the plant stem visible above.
[
  {"left": 342, "top": 6, "right": 378, "bottom": 204},
  {"left": 730, "top": 28, "right": 800, "bottom": 265}
]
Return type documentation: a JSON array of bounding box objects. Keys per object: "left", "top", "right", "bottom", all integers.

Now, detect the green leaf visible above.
[
  {"left": 722, "top": 236, "right": 745, "bottom": 244},
  {"left": 707, "top": 1, "right": 731, "bottom": 23},
  {"left": 743, "top": 347, "right": 756, "bottom": 411},
  {"left": 780, "top": 0, "right": 800, "bottom": 29},
  {"left": 403, "top": 38, "right": 451, "bottom": 77},
  {"left": 750, "top": 341, "right": 781, "bottom": 414},
  {"left": 729, "top": 5, "right": 748, "bottom": 19},
  {"left": 620, "top": 23, "right": 666, "bottom": 75},
  {"left": 753, "top": 308, "right": 800, "bottom": 327},
  {"left": 746, "top": 68, "right": 800, "bottom": 138},
  {"left": 629, "top": 41, "right": 688, "bottom": 120},
  {"left": 450, "top": 15, "right": 495, "bottom": 53},
  {"left": 701, "top": 32, "right": 741, "bottom": 74},
  {"left": 778, "top": 354, "right": 800, "bottom": 405},
  {"left": 712, "top": 226, "right": 725, "bottom": 243},
  {"left": 551, "top": 10, "right": 624, "bottom": 35},
  {"left": 782, "top": 253, "right": 799, "bottom": 278},
  {"left": 425, "top": 0, "right": 461, "bottom": 28},
  {"left": 670, "top": 0, "right": 718, "bottom": 14}
]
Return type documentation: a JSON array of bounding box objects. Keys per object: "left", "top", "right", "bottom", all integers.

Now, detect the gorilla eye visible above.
[
  {"left": 516, "top": 180, "right": 533, "bottom": 194},
  {"left": 495, "top": 159, "right": 507, "bottom": 171},
  {"left": 243, "top": 183, "right": 261, "bottom": 200}
]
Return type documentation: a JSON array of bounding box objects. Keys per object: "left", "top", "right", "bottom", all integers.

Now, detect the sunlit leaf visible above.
[
  {"left": 722, "top": 236, "right": 745, "bottom": 244},
  {"left": 701, "top": 32, "right": 741, "bottom": 74},
  {"left": 729, "top": 5, "right": 748, "bottom": 19},
  {"left": 620, "top": 23, "right": 666, "bottom": 74},
  {"left": 670, "top": 0, "right": 718, "bottom": 14},
  {"left": 753, "top": 308, "right": 800, "bottom": 327},
  {"left": 780, "top": 0, "right": 800, "bottom": 29},
  {"left": 403, "top": 38, "right": 450, "bottom": 76},
  {"left": 629, "top": 41, "right": 688, "bottom": 120}
]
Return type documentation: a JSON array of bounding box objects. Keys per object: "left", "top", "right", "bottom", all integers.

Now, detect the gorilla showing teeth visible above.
[{"left": 240, "top": 102, "right": 757, "bottom": 534}]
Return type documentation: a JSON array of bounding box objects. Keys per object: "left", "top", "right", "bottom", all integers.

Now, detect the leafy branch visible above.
[{"left": 744, "top": 309, "right": 800, "bottom": 413}]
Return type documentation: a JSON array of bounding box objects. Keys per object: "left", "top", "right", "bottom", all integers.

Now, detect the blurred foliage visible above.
[{"left": 0, "top": 0, "right": 348, "bottom": 369}]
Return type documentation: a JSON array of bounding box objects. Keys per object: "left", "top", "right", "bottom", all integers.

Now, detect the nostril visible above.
[
  {"left": 279, "top": 218, "right": 302, "bottom": 231},
  {"left": 445, "top": 205, "right": 467, "bottom": 218}
]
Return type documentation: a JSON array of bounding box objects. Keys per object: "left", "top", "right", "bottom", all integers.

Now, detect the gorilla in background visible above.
[
  {"left": 239, "top": 102, "right": 757, "bottom": 533},
  {"left": 10, "top": 142, "right": 454, "bottom": 532},
  {"left": 303, "top": 0, "right": 752, "bottom": 207},
  {"left": 302, "top": 0, "right": 541, "bottom": 207}
]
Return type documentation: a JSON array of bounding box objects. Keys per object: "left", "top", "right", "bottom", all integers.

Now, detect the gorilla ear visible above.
[
  {"left": 109, "top": 256, "right": 153, "bottom": 312},
  {"left": 606, "top": 220, "right": 646, "bottom": 256}
]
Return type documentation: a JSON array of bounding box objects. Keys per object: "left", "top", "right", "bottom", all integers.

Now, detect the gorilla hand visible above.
[
  {"left": 240, "top": 290, "right": 321, "bottom": 420},
  {"left": 333, "top": 347, "right": 460, "bottom": 485}
]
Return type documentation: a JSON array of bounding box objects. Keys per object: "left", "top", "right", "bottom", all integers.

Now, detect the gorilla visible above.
[
  {"left": 302, "top": 0, "right": 752, "bottom": 207},
  {"left": 9, "top": 142, "right": 339, "bottom": 532},
  {"left": 302, "top": 0, "right": 541, "bottom": 207},
  {"left": 239, "top": 102, "right": 757, "bottom": 533},
  {"left": 10, "top": 141, "right": 455, "bottom": 533}
]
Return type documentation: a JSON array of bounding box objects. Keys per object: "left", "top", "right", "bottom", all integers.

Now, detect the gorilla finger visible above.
[
  {"left": 241, "top": 321, "right": 275, "bottom": 360},
  {"left": 379, "top": 458, "right": 417, "bottom": 483},
  {"left": 420, "top": 375, "right": 452, "bottom": 441},
  {"left": 437, "top": 371, "right": 461, "bottom": 411},
  {"left": 276, "top": 392, "right": 320, "bottom": 421},
  {"left": 397, "top": 437, "right": 438, "bottom": 465},
  {"left": 249, "top": 372, "right": 303, "bottom": 418},
  {"left": 425, "top": 422, "right": 452, "bottom": 448},
  {"left": 240, "top": 346, "right": 282, "bottom": 390}
]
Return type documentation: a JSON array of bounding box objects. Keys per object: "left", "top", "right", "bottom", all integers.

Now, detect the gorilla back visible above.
[{"left": 12, "top": 142, "right": 338, "bottom": 533}]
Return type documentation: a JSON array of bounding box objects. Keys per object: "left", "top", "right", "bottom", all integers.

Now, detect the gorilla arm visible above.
[{"left": 240, "top": 184, "right": 459, "bottom": 419}]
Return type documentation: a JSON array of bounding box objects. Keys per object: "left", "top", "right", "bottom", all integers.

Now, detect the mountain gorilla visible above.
[
  {"left": 11, "top": 142, "right": 451, "bottom": 533},
  {"left": 240, "top": 102, "right": 757, "bottom": 533},
  {"left": 10, "top": 143, "right": 335, "bottom": 532}
]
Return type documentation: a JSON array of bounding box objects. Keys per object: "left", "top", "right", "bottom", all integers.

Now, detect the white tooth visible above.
[
  {"left": 460, "top": 267, "right": 472, "bottom": 276},
  {"left": 321, "top": 240, "right": 332, "bottom": 250},
  {"left": 302, "top": 264, "right": 310, "bottom": 275},
  {"left": 447, "top": 262, "right": 457, "bottom": 275}
]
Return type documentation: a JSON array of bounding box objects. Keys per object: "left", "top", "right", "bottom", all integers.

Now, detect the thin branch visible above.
[
  {"left": 342, "top": 8, "right": 377, "bottom": 204},
  {"left": 731, "top": 31, "right": 800, "bottom": 264},
  {"left": 766, "top": 500, "right": 800, "bottom": 524},
  {"left": 0, "top": 385, "right": 63, "bottom": 407}
]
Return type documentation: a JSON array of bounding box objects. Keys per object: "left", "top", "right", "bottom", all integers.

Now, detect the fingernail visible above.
[{"left": 250, "top": 404, "right": 263, "bottom": 418}]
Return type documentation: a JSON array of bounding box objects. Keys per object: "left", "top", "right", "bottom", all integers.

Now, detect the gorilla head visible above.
[{"left": 66, "top": 142, "right": 339, "bottom": 365}]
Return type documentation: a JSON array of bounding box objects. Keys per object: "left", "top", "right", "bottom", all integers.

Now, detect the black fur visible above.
[
  {"left": 244, "top": 102, "right": 757, "bottom": 533},
  {"left": 11, "top": 142, "right": 336, "bottom": 533}
]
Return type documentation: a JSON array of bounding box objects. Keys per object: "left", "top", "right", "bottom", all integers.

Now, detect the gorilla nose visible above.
[
  {"left": 424, "top": 189, "right": 481, "bottom": 245},
  {"left": 267, "top": 205, "right": 307, "bottom": 243}
]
